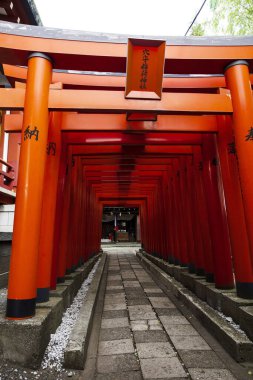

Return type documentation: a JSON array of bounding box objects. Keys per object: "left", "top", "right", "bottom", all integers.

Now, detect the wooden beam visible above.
[
  {"left": 4, "top": 64, "right": 237, "bottom": 89},
  {"left": 4, "top": 113, "right": 218, "bottom": 132},
  {"left": 62, "top": 132, "right": 202, "bottom": 145},
  {"left": 71, "top": 145, "right": 193, "bottom": 154},
  {"left": 0, "top": 88, "right": 232, "bottom": 113}
]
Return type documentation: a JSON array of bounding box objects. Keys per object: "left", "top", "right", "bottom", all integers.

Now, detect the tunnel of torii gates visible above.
[{"left": 0, "top": 23, "right": 253, "bottom": 320}]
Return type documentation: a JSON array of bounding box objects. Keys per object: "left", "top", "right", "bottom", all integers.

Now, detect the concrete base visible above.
[
  {"left": 64, "top": 253, "right": 107, "bottom": 369},
  {"left": 180, "top": 272, "right": 205, "bottom": 293},
  {"left": 206, "top": 285, "right": 235, "bottom": 311},
  {"left": 0, "top": 301, "right": 63, "bottom": 368},
  {"left": 239, "top": 306, "right": 253, "bottom": 342},
  {"left": 194, "top": 278, "right": 209, "bottom": 301},
  {"left": 137, "top": 251, "right": 253, "bottom": 363},
  {"left": 0, "top": 253, "right": 101, "bottom": 368},
  {"left": 220, "top": 293, "right": 253, "bottom": 324}
]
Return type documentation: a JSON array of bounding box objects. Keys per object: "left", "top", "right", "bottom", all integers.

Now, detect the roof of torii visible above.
[{"left": 0, "top": 21, "right": 253, "bottom": 74}]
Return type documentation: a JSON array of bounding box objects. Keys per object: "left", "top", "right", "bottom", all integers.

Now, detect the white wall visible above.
[{"left": 0, "top": 204, "right": 15, "bottom": 232}]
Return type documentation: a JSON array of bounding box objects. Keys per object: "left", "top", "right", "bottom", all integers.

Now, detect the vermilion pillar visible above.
[
  {"left": 225, "top": 61, "right": 253, "bottom": 291},
  {"left": 179, "top": 157, "right": 195, "bottom": 272},
  {"left": 192, "top": 146, "right": 214, "bottom": 281},
  {"left": 50, "top": 146, "right": 68, "bottom": 289},
  {"left": 186, "top": 155, "right": 205, "bottom": 275},
  {"left": 6, "top": 53, "right": 52, "bottom": 319},
  {"left": 202, "top": 134, "right": 234, "bottom": 289},
  {"left": 168, "top": 169, "right": 179, "bottom": 264},
  {"left": 57, "top": 147, "right": 73, "bottom": 281},
  {"left": 172, "top": 159, "right": 188, "bottom": 266},
  {"left": 217, "top": 114, "right": 253, "bottom": 298},
  {"left": 37, "top": 112, "right": 62, "bottom": 302}
]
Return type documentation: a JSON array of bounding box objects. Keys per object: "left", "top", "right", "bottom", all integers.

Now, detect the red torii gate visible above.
[{"left": 0, "top": 22, "right": 253, "bottom": 319}]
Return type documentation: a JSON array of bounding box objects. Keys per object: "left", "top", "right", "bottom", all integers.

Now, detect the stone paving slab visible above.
[
  {"left": 104, "top": 295, "right": 126, "bottom": 301},
  {"left": 138, "top": 282, "right": 156, "bottom": 287},
  {"left": 96, "top": 372, "right": 143, "bottom": 380},
  {"left": 100, "top": 327, "right": 132, "bottom": 341},
  {"left": 146, "top": 293, "right": 167, "bottom": 298},
  {"left": 131, "top": 320, "right": 150, "bottom": 331},
  {"left": 103, "top": 309, "right": 128, "bottom": 318},
  {"left": 133, "top": 330, "right": 168, "bottom": 343},
  {"left": 136, "top": 342, "right": 176, "bottom": 358},
  {"left": 98, "top": 339, "right": 135, "bottom": 356},
  {"left": 104, "top": 303, "right": 127, "bottom": 311},
  {"left": 107, "top": 285, "right": 124, "bottom": 290},
  {"left": 107, "top": 280, "right": 123, "bottom": 286},
  {"left": 128, "top": 304, "right": 156, "bottom": 320},
  {"left": 144, "top": 287, "right": 164, "bottom": 293},
  {"left": 178, "top": 350, "right": 226, "bottom": 369},
  {"left": 105, "top": 294, "right": 126, "bottom": 301},
  {"left": 106, "top": 288, "right": 125, "bottom": 294},
  {"left": 135, "top": 273, "right": 152, "bottom": 277},
  {"left": 160, "top": 315, "right": 190, "bottom": 325},
  {"left": 170, "top": 335, "right": 211, "bottom": 350},
  {"left": 123, "top": 281, "right": 142, "bottom": 287},
  {"left": 140, "top": 357, "right": 188, "bottom": 379},
  {"left": 164, "top": 324, "right": 199, "bottom": 336},
  {"left": 124, "top": 287, "right": 145, "bottom": 292},
  {"left": 136, "top": 276, "right": 153, "bottom": 280},
  {"left": 121, "top": 270, "right": 135, "bottom": 273},
  {"left": 155, "top": 308, "right": 182, "bottom": 317},
  {"left": 149, "top": 296, "right": 176, "bottom": 309},
  {"left": 101, "top": 317, "right": 129, "bottom": 329},
  {"left": 107, "top": 275, "right": 122, "bottom": 280},
  {"left": 104, "top": 299, "right": 126, "bottom": 306},
  {"left": 108, "top": 269, "right": 120, "bottom": 271},
  {"left": 97, "top": 353, "right": 140, "bottom": 374},
  {"left": 127, "top": 298, "right": 150, "bottom": 306},
  {"left": 188, "top": 368, "right": 237, "bottom": 379},
  {"left": 131, "top": 319, "right": 163, "bottom": 331},
  {"left": 125, "top": 291, "right": 146, "bottom": 298}
]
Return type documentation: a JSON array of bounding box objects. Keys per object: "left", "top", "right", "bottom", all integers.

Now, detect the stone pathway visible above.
[{"left": 93, "top": 249, "right": 249, "bottom": 380}]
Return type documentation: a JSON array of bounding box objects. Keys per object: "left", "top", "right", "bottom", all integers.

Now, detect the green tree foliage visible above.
[
  {"left": 191, "top": 24, "right": 205, "bottom": 36},
  {"left": 191, "top": 0, "right": 253, "bottom": 36}
]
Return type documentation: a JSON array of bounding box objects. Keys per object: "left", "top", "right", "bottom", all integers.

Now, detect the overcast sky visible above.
[{"left": 34, "top": 0, "right": 209, "bottom": 36}]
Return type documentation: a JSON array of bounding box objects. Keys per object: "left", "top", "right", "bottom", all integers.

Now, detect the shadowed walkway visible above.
[{"left": 81, "top": 247, "right": 250, "bottom": 380}]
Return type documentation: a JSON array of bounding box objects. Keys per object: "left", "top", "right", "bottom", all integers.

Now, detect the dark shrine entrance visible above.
[{"left": 102, "top": 207, "right": 139, "bottom": 243}]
